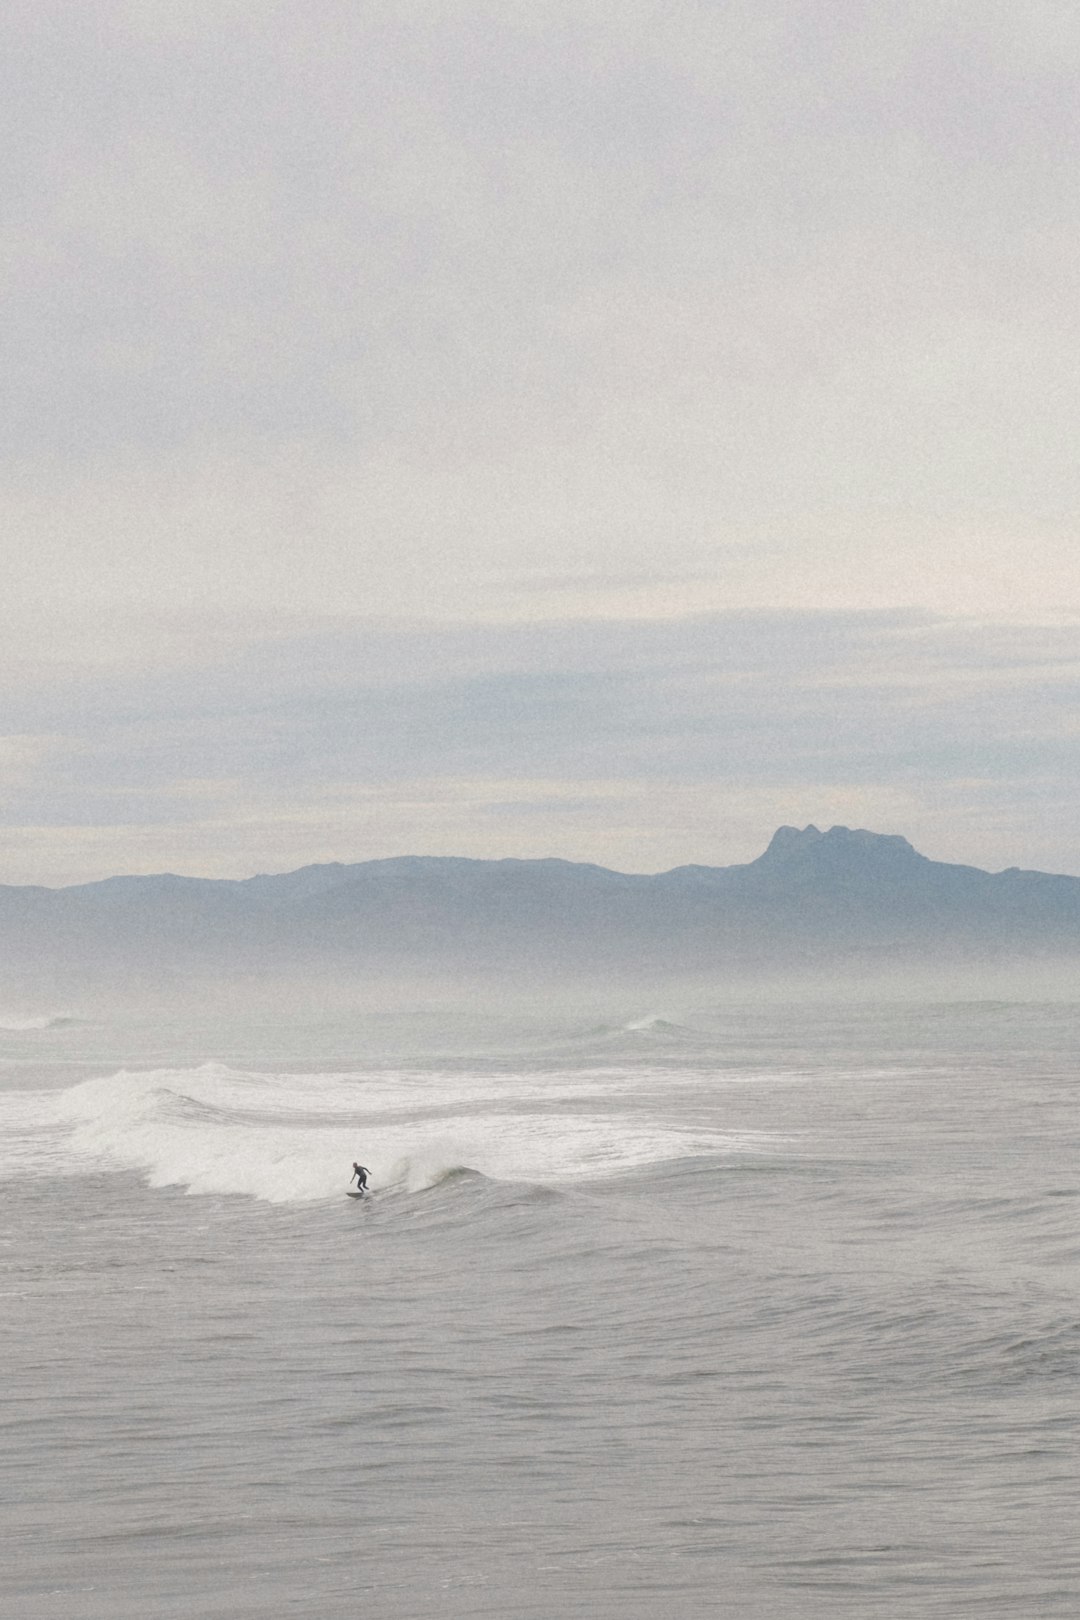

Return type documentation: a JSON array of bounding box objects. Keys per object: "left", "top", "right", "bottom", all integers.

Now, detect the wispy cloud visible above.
[
  {"left": 4, "top": 4, "right": 1079, "bottom": 879},
  {"left": 3, "top": 2, "right": 1080, "bottom": 630},
  {"left": 3, "top": 611, "right": 1079, "bottom": 882}
]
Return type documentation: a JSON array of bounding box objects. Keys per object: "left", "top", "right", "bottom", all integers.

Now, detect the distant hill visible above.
[{"left": 3, "top": 826, "right": 1080, "bottom": 997}]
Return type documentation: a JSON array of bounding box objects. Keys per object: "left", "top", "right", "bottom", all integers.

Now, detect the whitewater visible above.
[{"left": 3, "top": 1000, "right": 1078, "bottom": 1618}]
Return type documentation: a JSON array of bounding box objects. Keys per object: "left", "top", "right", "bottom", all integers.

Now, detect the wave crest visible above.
[{"left": 1, "top": 1060, "right": 760, "bottom": 1204}]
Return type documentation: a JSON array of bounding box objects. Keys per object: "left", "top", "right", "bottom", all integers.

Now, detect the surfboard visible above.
[{"left": 346, "top": 1189, "right": 367, "bottom": 1199}]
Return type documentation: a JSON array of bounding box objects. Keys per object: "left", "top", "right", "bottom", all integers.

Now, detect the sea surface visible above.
[{"left": 2, "top": 998, "right": 1078, "bottom": 1618}]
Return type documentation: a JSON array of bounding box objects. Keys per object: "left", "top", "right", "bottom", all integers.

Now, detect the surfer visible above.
[{"left": 351, "top": 1162, "right": 369, "bottom": 1194}]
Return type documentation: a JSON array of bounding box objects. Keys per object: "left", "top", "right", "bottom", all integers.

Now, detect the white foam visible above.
[{"left": 0, "top": 1061, "right": 771, "bottom": 1204}]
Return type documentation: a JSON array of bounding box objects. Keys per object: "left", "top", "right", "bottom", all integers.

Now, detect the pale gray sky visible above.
[{"left": 3, "top": 0, "right": 1079, "bottom": 883}]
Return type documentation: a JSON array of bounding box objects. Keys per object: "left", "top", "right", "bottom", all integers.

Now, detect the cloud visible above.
[
  {"left": 4, "top": 4, "right": 1079, "bottom": 880},
  {"left": 2, "top": 610, "right": 1079, "bottom": 882},
  {"left": 2, "top": 1, "right": 1079, "bottom": 631}
]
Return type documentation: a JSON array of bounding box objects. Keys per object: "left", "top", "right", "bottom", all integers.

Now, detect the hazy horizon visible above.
[{"left": 5, "top": 820, "right": 1080, "bottom": 1023}]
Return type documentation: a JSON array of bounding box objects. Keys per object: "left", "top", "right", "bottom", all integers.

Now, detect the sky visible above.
[{"left": 3, "top": 0, "right": 1080, "bottom": 885}]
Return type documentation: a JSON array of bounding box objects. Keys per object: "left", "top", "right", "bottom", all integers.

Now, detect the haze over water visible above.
[{"left": 4, "top": 997, "right": 1078, "bottom": 1618}]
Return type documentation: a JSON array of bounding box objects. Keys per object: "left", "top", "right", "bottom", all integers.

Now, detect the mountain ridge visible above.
[
  {"left": 3, "top": 826, "right": 1080, "bottom": 996},
  {"left": 7, "top": 823, "right": 1076, "bottom": 894}
]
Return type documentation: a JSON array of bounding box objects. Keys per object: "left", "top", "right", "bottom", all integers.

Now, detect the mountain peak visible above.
[
  {"left": 756, "top": 824, "right": 923, "bottom": 872},
  {"left": 763, "top": 824, "right": 823, "bottom": 856}
]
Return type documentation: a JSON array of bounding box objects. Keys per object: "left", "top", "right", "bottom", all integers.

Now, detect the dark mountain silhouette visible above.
[{"left": 3, "top": 826, "right": 1080, "bottom": 995}]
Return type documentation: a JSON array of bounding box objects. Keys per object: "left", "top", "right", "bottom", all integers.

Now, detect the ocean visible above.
[{"left": 3, "top": 998, "right": 1078, "bottom": 1618}]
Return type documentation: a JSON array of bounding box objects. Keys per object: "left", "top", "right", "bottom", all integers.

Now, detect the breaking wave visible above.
[{"left": 0, "top": 1060, "right": 764, "bottom": 1205}]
